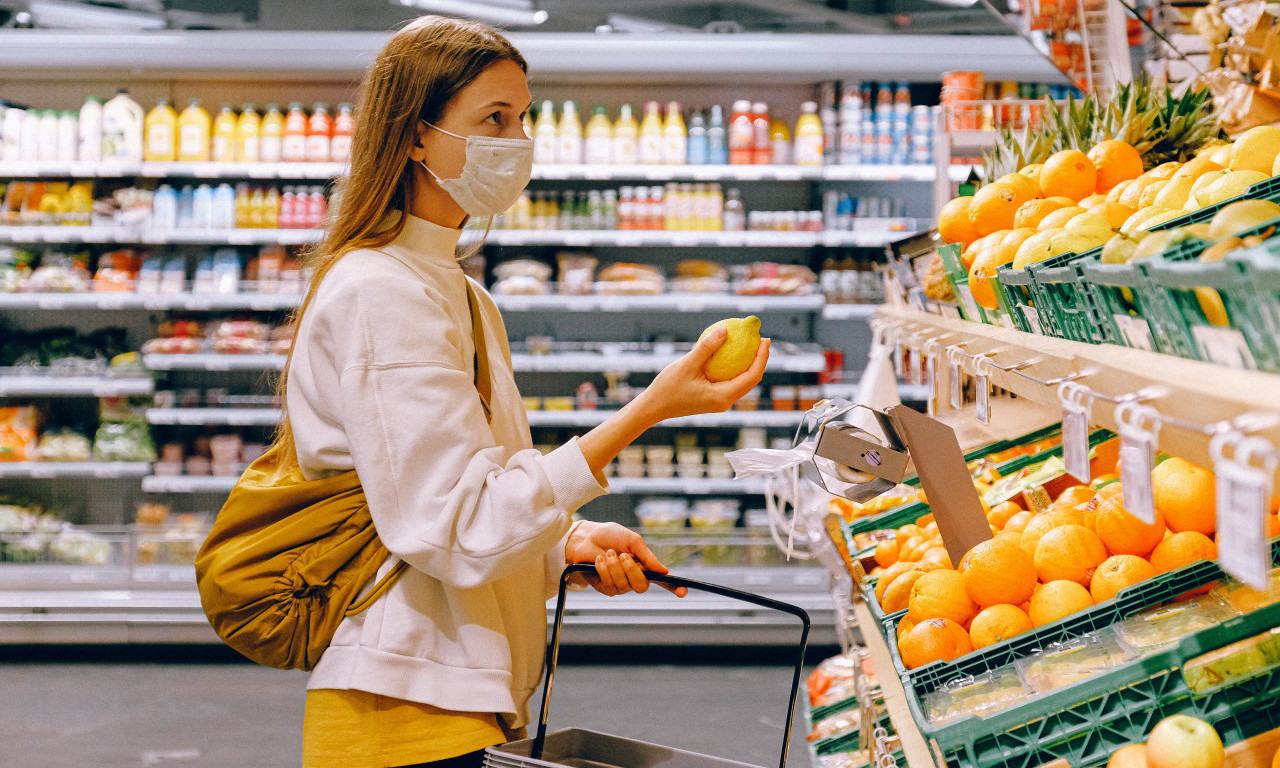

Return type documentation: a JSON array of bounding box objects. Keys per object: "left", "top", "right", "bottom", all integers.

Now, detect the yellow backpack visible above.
[{"left": 196, "top": 279, "right": 494, "bottom": 670}]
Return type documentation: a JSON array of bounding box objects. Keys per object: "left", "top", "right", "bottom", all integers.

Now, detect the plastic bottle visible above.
[
  {"left": 176, "top": 185, "right": 195, "bottom": 228},
  {"left": 661, "top": 101, "right": 687, "bottom": 165},
  {"left": 330, "top": 103, "right": 354, "bottom": 163},
  {"left": 78, "top": 97, "right": 102, "bottom": 163},
  {"left": 263, "top": 186, "right": 280, "bottom": 228},
  {"left": 583, "top": 105, "right": 612, "bottom": 166},
  {"left": 2, "top": 107, "right": 25, "bottom": 163},
  {"left": 56, "top": 111, "right": 78, "bottom": 163},
  {"left": 38, "top": 110, "right": 59, "bottom": 162},
  {"left": 638, "top": 101, "right": 663, "bottom": 165},
  {"left": 152, "top": 184, "right": 177, "bottom": 230},
  {"left": 192, "top": 183, "right": 214, "bottom": 229},
  {"left": 306, "top": 102, "right": 332, "bottom": 162},
  {"left": 706, "top": 105, "right": 727, "bottom": 165},
  {"left": 894, "top": 82, "right": 912, "bottom": 118},
  {"left": 236, "top": 104, "right": 261, "bottom": 163},
  {"left": 282, "top": 102, "right": 308, "bottom": 162},
  {"left": 728, "top": 100, "right": 754, "bottom": 165},
  {"left": 145, "top": 98, "right": 177, "bottom": 162},
  {"left": 750, "top": 102, "right": 771, "bottom": 165},
  {"left": 237, "top": 183, "right": 254, "bottom": 228},
  {"left": 103, "top": 89, "right": 144, "bottom": 162},
  {"left": 306, "top": 186, "right": 328, "bottom": 228},
  {"left": 259, "top": 104, "right": 284, "bottom": 163},
  {"left": 247, "top": 187, "right": 266, "bottom": 228},
  {"left": 612, "top": 104, "right": 639, "bottom": 165},
  {"left": 177, "top": 98, "right": 211, "bottom": 162},
  {"left": 533, "top": 100, "right": 557, "bottom": 165},
  {"left": 722, "top": 188, "right": 746, "bottom": 231},
  {"left": 555, "top": 100, "right": 583, "bottom": 165},
  {"left": 794, "top": 101, "right": 824, "bottom": 167},
  {"left": 212, "top": 183, "right": 237, "bottom": 229},
  {"left": 685, "top": 111, "right": 708, "bottom": 165},
  {"left": 212, "top": 104, "right": 238, "bottom": 163},
  {"left": 769, "top": 116, "right": 791, "bottom": 166},
  {"left": 19, "top": 110, "right": 39, "bottom": 162}
]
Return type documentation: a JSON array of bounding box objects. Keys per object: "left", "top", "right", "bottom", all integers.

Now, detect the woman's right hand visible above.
[{"left": 638, "top": 327, "right": 770, "bottom": 423}]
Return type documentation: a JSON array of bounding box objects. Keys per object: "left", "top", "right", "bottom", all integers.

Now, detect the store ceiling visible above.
[{"left": 0, "top": 0, "right": 1016, "bottom": 35}]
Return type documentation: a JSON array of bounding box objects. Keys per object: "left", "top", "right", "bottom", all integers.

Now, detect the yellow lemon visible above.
[
  {"left": 1152, "top": 177, "right": 1196, "bottom": 210},
  {"left": 1012, "top": 229, "right": 1058, "bottom": 269},
  {"left": 700, "top": 316, "right": 763, "bottom": 381},
  {"left": 1229, "top": 126, "right": 1280, "bottom": 173},
  {"left": 1196, "top": 170, "right": 1269, "bottom": 208},
  {"left": 1170, "top": 157, "right": 1225, "bottom": 184},
  {"left": 1037, "top": 206, "right": 1087, "bottom": 231},
  {"left": 1206, "top": 199, "right": 1280, "bottom": 239},
  {"left": 1065, "top": 211, "right": 1113, "bottom": 232},
  {"left": 1139, "top": 180, "right": 1170, "bottom": 208}
]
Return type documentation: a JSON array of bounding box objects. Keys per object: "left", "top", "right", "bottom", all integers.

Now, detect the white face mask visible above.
[{"left": 420, "top": 121, "right": 533, "bottom": 218}]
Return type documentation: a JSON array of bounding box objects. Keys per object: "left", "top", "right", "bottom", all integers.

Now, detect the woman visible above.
[{"left": 280, "top": 14, "right": 770, "bottom": 768}]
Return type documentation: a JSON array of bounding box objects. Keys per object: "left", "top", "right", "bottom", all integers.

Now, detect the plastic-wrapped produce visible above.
[
  {"left": 34, "top": 428, "right": 92, "bottom": 462},
  {"left": 92, "top": 422, "right": 155, "bottom": 462}
]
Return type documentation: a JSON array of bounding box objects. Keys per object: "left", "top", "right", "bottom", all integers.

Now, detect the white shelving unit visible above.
[
  {"left": 143, "top": 408, "right": 282, "bottom": 426},
  {"left": 0, "top": 462, "right": 151, "bottom": 479},
  {"left": 0, "top": 372, "right": 154, "bottom": 397}
]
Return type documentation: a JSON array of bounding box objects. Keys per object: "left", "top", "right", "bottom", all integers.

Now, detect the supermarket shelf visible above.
[
  {"left": 142, "top": 353, "right": 285, "bottom": 371},
  {"left": 878, "top": 306, "right": 1280, "bottom": 475},
  {"left": 0, "top": 226, "right": 320, "bottom": 246},
  {"left": 144, "top": 408, "right": 281, "bottom": 426},
  {"left": 0, "top": 373, "right": 154, "bottom": 397},
  {"left": 820, "top": 303, "right": 880, "bottom": 321},
  {"left": 0, "top": 291, "right": 302, "bottom": 311},
  {"left": 0, "top": 462, "right": 151, "bottom": 479},
  {"left": 0, "top": 160, "right": 345, "bottom": 179},
  {"left": 607, "top": 477, "right": 764, "bottom": 494},
  {"left": 492, "top": 293, "right": 824, "bottom": 314},
  {"left": 897, "top": 383, "right": 934, "bottom": 401},
  {"left": 526, "top": 409, "right": 805, "bottom": 429},
  {"left": 140, "top": 475, "right": 237, "bottom": 493},
  {"left": 948, "top": 131, "right": 1000, "bottom": 151}
]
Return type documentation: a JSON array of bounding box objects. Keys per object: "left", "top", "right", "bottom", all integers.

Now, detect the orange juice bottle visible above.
[
  {"left": 661, "top": 101, "right": 686, "bottom": 165},
  {"left": 211, "top": 104, "right": 238, "bottom": 163},
  {"left": 259, "top": 103, "right": 284, "bottom": 163},
  {"left": 144, "top": 98, "right": 177, "bottom": 162},
  {"left": 177, "top": 98, "right": 211, "bottom": 162},
  {"left": 281, "top": 102, "right": 308, "bottom": 162},
  {"left": 612, "top": 104, "right": 639, "bottom": 165},
  {"left": 306, "top": 102, "right": 332, "bottom": 162},
  {"left": 330, "top": 102, "right": 354, "bottom": 162},
  {"left": 793, "top": 101, "right": 824, "bottom": 166},
  {"left": 637, "top": 101, "right": 663, "bottom": 165},
  {"left": 236, "top": 104, "right": 261, "bottom": 163}
]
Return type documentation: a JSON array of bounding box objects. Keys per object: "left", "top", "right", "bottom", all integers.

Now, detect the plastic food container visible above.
[
  {"left": 797, "top": 385, "right": 822, "bottom": 410},
  {"left": 635, "top": 498, "right": 690, "bottom": 565},
  {"left": 1114, "top": 599, "right": 1239, "bottom": 656},
  {"left": 734, "top": 387, "right": 762, "bottom": 411},
  {"left": 924, "top": 669, "right": 1030, "bottom": 726},
  {"left": 770, "top": 385, "right": 797, "bottom": 411},
  {"left": 645, "top": 445, "right": 675, "bottom": 465},
  {"left": 543, "top": 397, "right": 575, "bottom": 411},
  {"left": 646, "top": 462, "right": 676, "bottom": 479},
  {"left": 1183, "top": 626, "right": 1280, "bottom": 693},
  {"left": 522, "top": 397, "right": 542, "bottom": 411},
  {"left": 691, "top": 499, "right": 739, "bottom": 566},
  {"left": 1211, "top": 567, "right": 1280, "bottom": 614},
  {"left": 677, "top": 447, "right": 704, "bottom": 466},
  {"left": 676, "top": 463, "right": 704, "bottom": 479},
  {"left": 1016, "top": 630, "right": 1133, "bottom": 694}
]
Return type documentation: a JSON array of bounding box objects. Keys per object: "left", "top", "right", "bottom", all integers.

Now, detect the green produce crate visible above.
[
  {"left": 1240, "top": 244, "right": 1280, "bottom": 362},
  {"left": 939, "top": 242, "right": 994, "bottom": 325},
  {"left": 905, "top": 597, "right": 1280, "bottom": 768},
  {"left": 1148, "top": 174, "right": 1280, "bottom": 232},
  {"left": 1028, "top": 246, "right": 1122, "bottom": 345},
  {"left": 993, "top": 263, "right": 1049, "bottom": 335},
  {"left": 1147, "top": 256, "right": 1279, "bottom": 372},
  {"left": 1079, "top": 241, "right": 1205, "bottom": 358}
]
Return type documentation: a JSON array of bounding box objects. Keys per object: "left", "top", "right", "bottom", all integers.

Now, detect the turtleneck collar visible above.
[{"left": 390, "top": 210, "right": 465, "bottom": 259}]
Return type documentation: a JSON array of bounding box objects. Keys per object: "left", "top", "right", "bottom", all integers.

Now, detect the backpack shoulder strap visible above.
[{"left": 465, "top": 279, "right": 494, "bottom": 424}]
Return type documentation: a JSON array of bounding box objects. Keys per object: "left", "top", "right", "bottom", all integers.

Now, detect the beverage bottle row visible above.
[
  {"left": 1, "top": 90, "right": 147, "bottom": 163},
  {"left": 150, "top": 183, "right": 327, "bottom": 230},
  {"left": 819, "top": 255, "right": 886, "bottom": 304},
  {"left": 529, "top": 100, "right": 825, "bottom": 167},
  {"left": 145, "top": 100, "right": 354, "bottom": 163}
]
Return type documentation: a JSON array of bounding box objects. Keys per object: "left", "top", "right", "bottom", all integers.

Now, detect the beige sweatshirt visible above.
[{"left": 286, "top": 212, "right": 606, "bottom": 728}]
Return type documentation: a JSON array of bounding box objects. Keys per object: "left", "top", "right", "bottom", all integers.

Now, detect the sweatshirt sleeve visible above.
[{"left": 322, "top": 260, "right": 605, "bottom": 589}]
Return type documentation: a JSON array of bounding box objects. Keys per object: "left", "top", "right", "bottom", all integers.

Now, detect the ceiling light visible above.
[
  {"left": 398, "top": 0, "right": 547, "bottom": 26},
  {"left": 23, "top": 0, "right": 166, "bottom": 30}
]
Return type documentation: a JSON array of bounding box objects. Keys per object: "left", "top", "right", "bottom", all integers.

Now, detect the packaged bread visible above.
[
  {"left": 922, "top": 253, "right": 955, "bottom": 301},
  {"left": 557, "top": 252, "right": 597, "bottom": 295},
  {"left": 493, "top": 259, "right": 552, "bottom": 296},
  {"left": 732, "top": 262, "right": 816, "bottom": 296},
  {"left": 596, "top": 262, "right": 664, "bottom": 295},
  {"left": 675, "top": 259, "right": 728, "bottom": 281}
]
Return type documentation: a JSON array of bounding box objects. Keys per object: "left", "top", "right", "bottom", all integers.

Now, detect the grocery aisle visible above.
[{"left": 2, "top": 646, "right": 826, "bottom": 768}]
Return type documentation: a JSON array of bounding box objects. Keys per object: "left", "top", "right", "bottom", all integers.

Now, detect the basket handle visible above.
[{"left": 532, "top": 563, "right": 812, "bottom": 767}]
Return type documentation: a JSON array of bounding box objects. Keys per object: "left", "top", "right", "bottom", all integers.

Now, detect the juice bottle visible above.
[
  {"left": 769, "top": 117, "right": 791, "bottom": 165},
  {"left": 637, "top": 101, "right": 663, "bottom": 165},
  {"left": 706, "top": 105, "right": 727, "bottom": 165},
  {"left": 661, "top": 101, "right": 686, "bottom": 165},
  {"left": 56, "top": 111, "right": 77, "bottom": 163},
  {"left": 728, "top": 100, "right": 753, "bottom": 165},
  {"left": 38, "top": 110, "right": 58, "bottom": 162},
  {"left": 750, "top": 102, "right": 771, "bottom": 164},
  {"left": 555, "top": 100, "right": 582, "bottom": 165},
  {"left": 176, "top": 98, "right": 211, "bottom": 162},
  {"left": 532, "top": 100, "right": 557, "bottom": 165},
  {"left": 144, "top": 98, "right": 177, "bottom": 162},
  {"left": 263, "top": 186, "right": 280, "bottom": 228},
  {"left": 247, "top": 187, "right": 266, "bottom": 228},
  {"left": 583, "top": 106, "right": 612, "bottom": 166},
  {"left": 306, "top": 102, "right": 332, "bottom": 162},
  {"left": 102, "top": 88, "right": 144, "bottom": 162},
  {"left": 612, "top": 104, "right": 639, "bottom": 165},
  {"left": 211, "top": 104, "right": 238, "bottom": 163},
  {"left": 78, "top": 96, "right": 102, "bottom": 163},
  {"left": 236, "top": 183, "right": 252, "bottom": 228},
  {"left": 260, "top": 103, "right": 284, "bottom": 163},
  {"left": 793, "top": 101, "right": 824, "bottom": 166},
  {"left": 330, "top": 102, "right": 354, "bottom": 162},
  {"left": 281, "top": 102, "right": 308, "bottom": 162},
  {"left": 278, "top": 186, "right": 295, "bottom": 229},
  {"left": 236, "top": 104, "right": 261, "bottom": 163},
  {"left": 686, "top": 110, "right": 707, "bottom": 165}
]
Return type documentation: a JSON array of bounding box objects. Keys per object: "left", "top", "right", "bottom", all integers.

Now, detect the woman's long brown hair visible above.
[{"left": 270, "top": 15, "right": 526, "bottom": 476}]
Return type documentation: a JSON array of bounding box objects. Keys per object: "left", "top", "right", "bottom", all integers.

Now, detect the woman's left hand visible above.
[{"left": 565, "top": 521, "right": 688, "bottom": 597}]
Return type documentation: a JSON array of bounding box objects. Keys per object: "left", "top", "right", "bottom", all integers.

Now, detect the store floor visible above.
[{"left": 3, "top": 645, "right": 833, "bottom": 768}]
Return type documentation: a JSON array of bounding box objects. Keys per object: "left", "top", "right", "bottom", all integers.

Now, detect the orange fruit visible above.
[
  {"left": 1013, "top": 198, "right": 1069, "bottom": 229},
  {"left": 1090, "top": 200, "right": 1134, "bottom": 229},
  {"left": 874, "top": 561, "right": 922, "bottom": 603},
  {"left": 1094, "top": 495, "right": 1166, "bottom": 556},
  {"left": 907, "top": 569, "right": 978, "bottom": 626},
  {"left": 1019, "top": 163, "right": 1044, "bottom": 186},
  {"left": 1090, "top": 473, "right": 1120, "bottom": 489},
  {"left": 1088, "top": 140, "right": 1144, "bottom": 193},
  {"left": 1028, "top": 579, "right": 1094, "bottom": 627},
  {"left": 899, "top": 617, "right": 974, "bottom": 670},
  {"left": 921, "top": 546, "right": 955, "bottom": 570},
  {"left": 916, "top": 513, "right": 936, "bottom": 527},
  {"left": 897, "top": 616, "right": 916, "bottom": 641},
  {"left": 1041, "top": 149, "right": 1099, "bottom": 201},
  {"left": 969, "top": 604, "right": 1033, "bottom": 649},
  {"left": 1051, "top": 485, "right": 1096, "bottom": 515},
  {"left": 1144, "top": 161, "right": 1183, "bottom": 181},
  {"left": 1152, "top": 458, "right": 1217, "bottom": 535},
  {"left": 1108, "top": 743, "right": 1149, "bottom": 768},
  {"left": 882, "top": 569, "right": 927, "bottom": 613},
  {"left": 875, "top": 538, "right": 901, "bottom": 568},
  {"left": 987, "top": 500, "right": 1024, "bottom": 530},
  {"left": 1033, "top": 524, "right": 1109, "bottom": 586},
  {"left": 959, "top": 538, "right": 1038, "bottom": 607},
  {"left": 1003, "top": 510, "right": 1035, "bottom": 535},
  {"left": 1118, "top": 176, "right": 1161, "bottom": 210},
  {"left": 1019, "top": 513, "right": 1058, "bottom": 557},
  {"left": 938, "top": 195, "right": 980, "bottom": 246},
  {"left": 1149, "top": 531, "right": 1218, "bottom": 573},
  {"left": 969, "top": 245, "right": 1015, "bottom": 310},
  {"left": 998, "top": 172, "right": 1043, "bottom": 202},
  {"left": 1046, "top": 507, "right": 1088, "bottom": 528},
  {"left": 1090, "top": 554, "right": 1157, "bottom": 603},
  {"left": 969, "top": 182, "right": 1032, "bottom": 236},
  {"left": 895, "top": 524, "right": 921, "bottom": 548},
  {"left": 993, "top": 530, "right": 1023, "bottom": 548}
]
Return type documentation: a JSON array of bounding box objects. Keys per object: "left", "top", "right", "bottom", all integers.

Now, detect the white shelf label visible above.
[
  {"left": 975, "top": 373, "right": 990, "bottom": 424},
  {"left": 1021, "top": 305, "right": 1043, "bottom": 335},
  {"left": 1114, "top": 315, "right": 1154, "bottom": 351},
  {"left": 1192, "top": 325, "right": 1258, "bottom": 370},
  {"left": 1212, "top": 432, "right": 1277, "bottom": 590}
]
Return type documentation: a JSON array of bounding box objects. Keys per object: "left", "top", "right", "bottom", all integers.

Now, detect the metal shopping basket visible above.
[{"left": 484, "top": 563, "right": 811, "bottom": 768}]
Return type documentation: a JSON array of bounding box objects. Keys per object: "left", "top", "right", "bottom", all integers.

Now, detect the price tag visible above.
[
  {"left": 1192, "top": 326, "right": 1258, "bottom": 370},
  {"left": 1211, "top": 432, "right": 1277, "bottom": 590},
  {"left": 676, "top": 299, "right": 707, "bottom": 313},
  {"left": 955, "top": 284, "right": 981, "bottom": 322},
  {"left": 893, "top": 343, "right": 905, "bottom": 379},
  {"left": 1021, "top": 305, "right": 1043, "bottom": 335},
  {"left": 1114, "top": 315, "right": 1154, "bottom": 351},
  {"left": 925, "top": 354, "right": 938, "bottom": 417},
  {"left": 908, "top": 348, "right": 922, "bottom": 387},
  {"left": 947, "top": 348, "right": 966, "bottom": 411},
  {"left": 1059, "top": 381, "right": 1092, "bottom": 483},
  {"left": 1116, "top": 401, "right": 1161, "bottom": 524},
  {"left": 38, "top": 297, "right": 68, "bottom": 310},
  {"left": 975, "top": 372, "right": 990, "bottom": 424}
]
